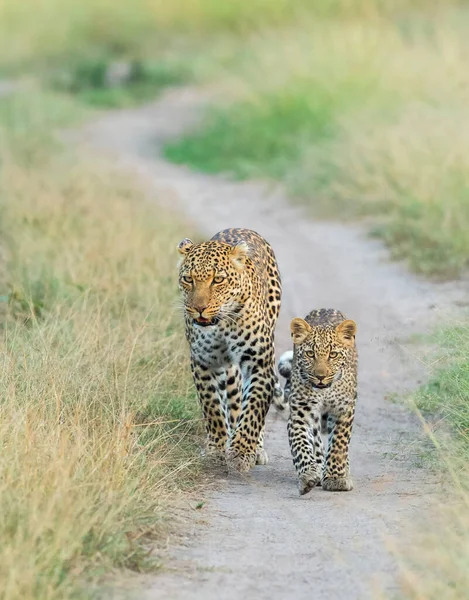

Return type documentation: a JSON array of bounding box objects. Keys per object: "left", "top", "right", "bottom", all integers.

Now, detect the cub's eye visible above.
[
  {"left": 305, "top": 349, "right": 315, "bottom": 358},
  {"left": 329, "top": 351, "right": 338, "bottom": 359},
  {"left": 212, "top": 275, "right": 225, "bottom": 284},
  {"left": 182, "top": 275, "right": 193, "bottom": 284}
]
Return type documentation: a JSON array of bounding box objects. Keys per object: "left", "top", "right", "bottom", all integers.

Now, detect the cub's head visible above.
[
  {"left": 290, "top": 317, "right": 356, "bottom": 389},
  {"left": 177, "top": 237, "right": 249, "bottom": 327}
]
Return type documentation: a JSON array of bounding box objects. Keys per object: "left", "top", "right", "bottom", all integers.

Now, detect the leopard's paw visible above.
[
  {"left": 322, "top": 476, "right": 353, "bottom": 492},
  {"left": 298, "top": 469, "right": 322, "bottom": 496},
  {"left": 226, "top": 448, "right": 256, "bottom": 473}
]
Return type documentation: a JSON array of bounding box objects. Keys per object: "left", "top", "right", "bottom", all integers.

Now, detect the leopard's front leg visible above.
[
  {"left": 191, "top": 358, "right": 229, "bottom": 457},
  {"left": 226, "top": 349, "right": 275, "bottom": 472},
  {"left": 255, "top": 425, "right": 268, "bottom": 465},
  {"left": 288, "top": 397, "right": 324, "bottom": 495},
  {"left": 224, "top": 362, "right": 268, "bottom": 467},
  {"left": 322, "top": 405, "right": 355, "bottom": 492},
  {"left": 225, "top": 363, "right": 243, "bottom": 432}
]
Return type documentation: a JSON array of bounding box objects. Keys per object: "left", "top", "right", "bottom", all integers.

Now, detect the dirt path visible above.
[{"left": 80, "top": 88, "right": 466, "bottom": 600}]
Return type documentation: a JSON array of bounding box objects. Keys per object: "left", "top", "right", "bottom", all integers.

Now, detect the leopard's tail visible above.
[
  {"left": 278, "top": 350, "right": 293, "bottom": 380},
  {"left": 272, "top": 350, "right": 293, "bottom": 419}
]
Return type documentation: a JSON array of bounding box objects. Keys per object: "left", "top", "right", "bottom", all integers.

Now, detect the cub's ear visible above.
[
  {"left": 336, "top": 320, "right": 357, "bottom": 346},
  {"left": 290, "top": 318, "right": 312, "bottom": 345},
  {"left": 177, "top": 238, "right": 194, "bottom": 255},
  {"left": 230, "top": 242, "right": 249, "bottom": 270}
]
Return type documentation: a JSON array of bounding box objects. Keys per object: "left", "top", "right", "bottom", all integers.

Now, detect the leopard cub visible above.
[{"left": 278, "top": 309, "right": 357, "bottom": 495}]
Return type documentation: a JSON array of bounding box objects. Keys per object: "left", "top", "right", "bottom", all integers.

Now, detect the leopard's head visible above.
[
  {"left": 290, "top": 317, "right": 356, "bottom": 389},
  {"left": 177, "top": 237, "right": 249, "bottom": 327}
]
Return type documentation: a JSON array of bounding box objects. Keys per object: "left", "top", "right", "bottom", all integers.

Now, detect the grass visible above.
[
  {"left": 0, "top": 88, "right": 201, "bottom": 599},
  {"left": 2, "top": 0, "right": 467, "bottom": 110},
  {"left": 390, "top": 322, "right": 469, "bottom": 599},
  {"left": 1, "top": 0, "right": 453, "bottom": 74},
  {"left": 411, "top": 325, "right": 469, "bottom": 459},
  {"left": 394, "top": 496, "right": 469, "bottom": 600},
  {"left": 48, "top": 59, "right": 191, "bottom": 109},
  {"left": 164, "top": 10, "right": 469, "bottom": 277},
  {"left": 165, "top": 86, "right": 340, "bottom": 180}
]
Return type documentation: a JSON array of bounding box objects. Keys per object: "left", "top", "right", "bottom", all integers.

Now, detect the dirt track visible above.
[{"left": 80, "top": 88, "right": 467, "bottom": 600}]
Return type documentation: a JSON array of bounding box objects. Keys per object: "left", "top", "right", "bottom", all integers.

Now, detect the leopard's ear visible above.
[
  {"left": 336, "top": 320, "right": 357, "bottom": 347},
  {"left": 177, "top": 238, "right": 193, "bottom": 255},
  {"left": 290, "top": 318, "right": 312, "bottom": 345},
  {"left": 230, "top": 242, "right": 249, "bottom": 271}
]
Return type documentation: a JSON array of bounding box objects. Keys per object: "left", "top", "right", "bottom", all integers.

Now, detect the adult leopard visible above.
[{"left": 177, "top": 228, "right": 282, "bottom": 473}]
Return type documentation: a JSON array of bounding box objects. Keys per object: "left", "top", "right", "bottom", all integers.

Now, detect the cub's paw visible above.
[
  {"left": 322, "top": 476, "right": 353, "bottom": 492},
  {"left": 255, "top": 447, "right": 269, "bottom": 466},
  {"left": 298, "top": 469, "right": 322, "bottom": 496},
  {"left": 226, "top": 448, "right": 256, "bottom": 473}
]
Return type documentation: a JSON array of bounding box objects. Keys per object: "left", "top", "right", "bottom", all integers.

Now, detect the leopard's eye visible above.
[
  {"left": 329, "top": 351, "right": 338, "bottom": 359},
  {"left": 305, "top": 349, "right": 315, "bottom": 358},
  {"left": 212, "top": 275, "right": 225, "bottom": 284},
  {"left": 182, "top": 275, "right": 193, "bottom": 284}
]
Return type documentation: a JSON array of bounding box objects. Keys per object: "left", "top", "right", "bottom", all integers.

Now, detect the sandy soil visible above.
[{"left": 79, "top": 87, "right": 467, "bottom": 600}]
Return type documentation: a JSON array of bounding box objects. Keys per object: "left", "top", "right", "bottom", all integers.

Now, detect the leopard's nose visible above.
[{"left": 194, "top": 305, "right": 208, "bottom": 316}]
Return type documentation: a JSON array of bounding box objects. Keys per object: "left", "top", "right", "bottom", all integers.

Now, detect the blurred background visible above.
[{"left": 2, "top": 0, "right": 469, "bottom": 276}]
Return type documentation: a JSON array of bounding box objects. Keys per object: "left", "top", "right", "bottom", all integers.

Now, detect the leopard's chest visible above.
[
  {"left": 322, "top": 367, "right": 357, "bottom": 410},
  {"left": 188, "top": 321, "right": 254, "bottom": 369}
]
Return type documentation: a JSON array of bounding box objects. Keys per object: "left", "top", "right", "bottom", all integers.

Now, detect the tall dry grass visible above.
[{"left": 0, "top": 89, "right": 200, "bottom": 599}]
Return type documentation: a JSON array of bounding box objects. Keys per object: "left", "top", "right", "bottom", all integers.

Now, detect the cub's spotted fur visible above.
[
  {"left": 279, "top": 309, "right": 358, "bottom": 495},
  {"left": 177, "top": 228, "right": 282, "bottom": 472}
]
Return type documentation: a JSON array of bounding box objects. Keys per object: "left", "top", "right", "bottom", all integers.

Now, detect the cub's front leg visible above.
[
  {"left": 191, "top": 358, "right": 229, "bottom": 456},
  {"left": 288, "top": 397, "right": 325, "bottom": 496},
  {"left": 322, "top": 406, "right": 355, "bottom": 492}
]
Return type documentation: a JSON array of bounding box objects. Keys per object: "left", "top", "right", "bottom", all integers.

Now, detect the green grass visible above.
[
  {"left": 165, "top": 85, "right": 344, "bottom": 180},
  {"left": 0, "top": 89, "right": 201, "bottom": 600},
  {"left": 412, "top": 325, "right": 469, "bottom": 456}
]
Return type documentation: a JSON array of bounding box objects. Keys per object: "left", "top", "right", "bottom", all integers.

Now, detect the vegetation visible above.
[
  {"left": 48, "top": 59, "right": 191, "bottom": 109},
  {"left": 394, "top": 322, "right": 469, "bottom": 600},
  {"left": 0, "top": 88, "right": 201, "bottom": 600},
  {"left": 412, "top": 325, "right": 469, "bottom": 460},
  {"left": 164, "top": 8, "right": 469, "bottom": 277},
  {"left": 0, "top": 0, "right": 443, "bottom": 74}
]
